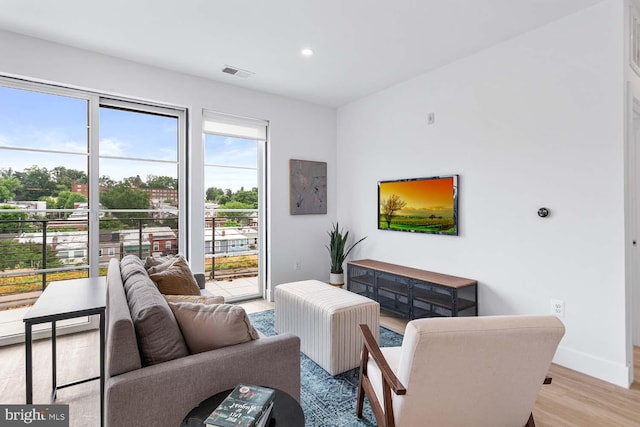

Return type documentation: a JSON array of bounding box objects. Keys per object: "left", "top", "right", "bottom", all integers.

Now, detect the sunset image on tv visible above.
[{"left": 378, "top": 175, "right": 458, "bottom": 235}]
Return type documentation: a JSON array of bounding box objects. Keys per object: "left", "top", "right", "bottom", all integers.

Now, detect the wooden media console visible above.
[{"left": 347, "top": 259, "right": 477, "bottom": 319}]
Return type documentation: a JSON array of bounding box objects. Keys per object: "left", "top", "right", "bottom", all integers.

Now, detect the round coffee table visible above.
[{"left": 181, "top": 387, "right": 304, "bottom": 427}]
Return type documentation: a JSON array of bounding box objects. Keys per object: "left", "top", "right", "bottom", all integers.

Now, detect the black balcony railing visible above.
[
  {"left": 0, "top": 216, "right": 179, "bottom": 296},
  {"left": 0, "top": 210, "right": 258, "bottom": 298},
  {"left": 205, "top": 209, "right": 259, "bottom": 280},
  {"left": 0, "top": 219, "right": 83, "bottom": 296}
]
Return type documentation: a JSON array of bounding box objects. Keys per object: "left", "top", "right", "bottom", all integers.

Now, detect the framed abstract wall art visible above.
[{"left": 290, "top": 159, "right": 327, "bottom": 215}]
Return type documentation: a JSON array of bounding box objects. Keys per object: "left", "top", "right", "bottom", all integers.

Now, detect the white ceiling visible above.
[{"left": 0, "top": 0, "right": 604, "bottom": 107}]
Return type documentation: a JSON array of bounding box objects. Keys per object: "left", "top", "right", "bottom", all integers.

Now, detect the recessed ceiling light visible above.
[{"left": 301, "top": 48, "right": 314, "bottom": 57}]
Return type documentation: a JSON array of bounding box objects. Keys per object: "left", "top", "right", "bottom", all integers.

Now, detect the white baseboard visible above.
[{"left": 553, "top": 345, "right": 631, "bottom": 388}]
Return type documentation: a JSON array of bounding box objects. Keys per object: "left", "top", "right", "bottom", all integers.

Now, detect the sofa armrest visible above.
[
  {"left": 194, "top": 272, "right": 206, "bottom": 289},
  {"left": 105, "top": 333, "right": 300, "bottom": 427}
]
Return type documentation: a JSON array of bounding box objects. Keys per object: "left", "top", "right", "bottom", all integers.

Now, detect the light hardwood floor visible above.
[{"left": 1, "top": 300, "right": 639, "bottom": 426}]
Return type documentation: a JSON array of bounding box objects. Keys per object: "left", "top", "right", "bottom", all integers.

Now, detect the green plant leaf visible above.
[{"left": 326, "top": 222, "right": 366, "bottom": 274}]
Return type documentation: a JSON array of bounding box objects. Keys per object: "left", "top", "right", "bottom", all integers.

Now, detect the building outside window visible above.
[{"left": 0, "top": 77, "right": 187, "bottom": 343}]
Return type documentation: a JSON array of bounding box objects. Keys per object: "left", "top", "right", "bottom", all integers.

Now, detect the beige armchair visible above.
[{"left": 356, "top": 315, "right": 565, "bottom": 427}]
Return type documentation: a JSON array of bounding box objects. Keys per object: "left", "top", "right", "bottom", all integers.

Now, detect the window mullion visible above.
[
  {"left": 177, "top": 109, "right": 188, "bottom": 258},
  {"left": 88, "top": 95, "right": 101, "bottom": 277}
]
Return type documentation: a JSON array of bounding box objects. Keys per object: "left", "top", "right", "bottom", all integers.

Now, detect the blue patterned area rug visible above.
[{"left": 248, "top": 309, "right": 404, "bottom": 427}]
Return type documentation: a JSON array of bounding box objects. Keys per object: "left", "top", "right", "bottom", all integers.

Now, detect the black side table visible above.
[
  {"left": 23, "top": 276, "right": 106, "bottom": 427},
  {"left": 181, "top": 387, "right": 304, "bottom": 427}
]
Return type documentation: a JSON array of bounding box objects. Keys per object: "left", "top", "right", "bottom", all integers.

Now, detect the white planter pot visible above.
[{"left": 329, "top": 272, "right": 344, "bottom": 287}]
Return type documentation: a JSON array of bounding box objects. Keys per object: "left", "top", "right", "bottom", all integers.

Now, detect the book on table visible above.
[
  {"left": 254, "top": 401, "right": 274, "bottom": 427},
  {"left": 205, "top": 384, "right": 276, "bottom": 427}
]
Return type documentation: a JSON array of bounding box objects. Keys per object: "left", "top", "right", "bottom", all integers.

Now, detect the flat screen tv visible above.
[{"left": 378, "top": 175, "right": 458, "bottom": 235}]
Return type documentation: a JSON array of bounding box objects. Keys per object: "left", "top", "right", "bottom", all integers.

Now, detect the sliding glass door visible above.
[
  {"left": 203, "top": 112, "right": 267, "bottom": 302},
  {"left": 0, "top": 78, "right": 186, "bottom": 344},
  {"left": 98, "top": 101, "right": 185, "bottom": 269},
  {"left": 0, "top": 82, "right": 92, "bottom": 343}
]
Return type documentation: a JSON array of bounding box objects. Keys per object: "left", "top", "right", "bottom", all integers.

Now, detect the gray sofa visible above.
[{"left": 104, "top": 257, "right": 301, "bottom": 427}]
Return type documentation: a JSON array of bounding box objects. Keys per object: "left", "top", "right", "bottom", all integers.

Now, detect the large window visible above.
[
  {"left": 98, "top": 101, "right": 184, "bottom": 263},
  {"left": 203, "top": 112, "right": 267, "bottom": 302},
  {"left": 0, "top": 83, "right": 91, "bottom": 292},
  {"left": 0, "top": 78, "right": 186, "bottom": 343}
]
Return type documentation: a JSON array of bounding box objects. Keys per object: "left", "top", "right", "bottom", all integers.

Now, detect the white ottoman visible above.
[{"left": 274, "top": 280, "right": 380, "bottom": 375}]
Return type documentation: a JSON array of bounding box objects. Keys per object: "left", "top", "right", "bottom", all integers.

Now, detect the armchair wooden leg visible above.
[
  {"left": 525, "top": 376, "right": 550, "bottom": 427},
  {"left": 356, "top": 344, "right": 368, "bottom": 418},
  {"left": 355, "top": 324, "right": 406, "bottom": 427},
  {"left": 356, "top": 382, "right": 365, "bottom": 418},
  {"left": 525, "top": 413, "right": 536, "bottom": 427}
]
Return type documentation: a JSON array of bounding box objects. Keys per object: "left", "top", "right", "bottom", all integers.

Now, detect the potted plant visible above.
[{"left": 326, "top": 222, "right": 366, "bottom": 286}]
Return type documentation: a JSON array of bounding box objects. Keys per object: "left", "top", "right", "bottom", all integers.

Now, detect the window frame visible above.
[
  {"left": 0, "top": 76, "right": 188, "bottom": 345},
  {"left": 0, "top": 77, "right": 189, "bottom": 275},
  {"left": 97, "top": 98, "right": 188, "bottom": 266},
  {"left": 202, "top": 110, "right": 268, "bottom": 301}
]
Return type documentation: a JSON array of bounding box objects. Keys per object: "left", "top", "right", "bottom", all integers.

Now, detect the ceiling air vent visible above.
[{"left": 222, "top": 65, "right": 254, "bottom": 79}]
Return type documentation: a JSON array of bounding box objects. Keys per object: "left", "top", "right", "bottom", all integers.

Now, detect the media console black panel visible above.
[{"left": 347, "top": 259, "right": 477, "bottom": 319}]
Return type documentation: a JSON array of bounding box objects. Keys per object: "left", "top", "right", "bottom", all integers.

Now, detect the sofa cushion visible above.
[
  {"left": 123, "top": 268, "right": 153, "bottom": 295},
  {"left": 119, "top": 255, "right": 147, "bottom": 283},
  {"left": 164, "top": 294, "right": 225, "bottom": 305},
  {"left": 149, "top": 256, "right": 200, "bottom": 295},
  {"left": 126, "top": 273, "right": 189, "bottom": 366},
  {"left": 168, "top": 302, "right": 259, "bottom": 354},
  {"left": 106, "top": 258, "right": 142, "bottom": 376}
]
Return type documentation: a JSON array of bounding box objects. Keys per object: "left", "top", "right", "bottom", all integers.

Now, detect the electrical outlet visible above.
[
  {"left": 550, "top": 299, "right": 565, "bottom": 317},
  {"left": 293, "top": 261, "right": 301, "bottom": 271}
]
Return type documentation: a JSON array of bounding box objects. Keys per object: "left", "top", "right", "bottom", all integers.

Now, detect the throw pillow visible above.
[
  {"left": 149, "top": 256, "right": 200, "bottom": 295},
  {"left": 168, "top": 302, "right": 260, "bottom": 354},
  {"left": 144, "top": 254, "right": 177, "bottom": 270},
  {"left": 146, "top": 255, "right": 179, "bottom": 274},
  {"left": 126, "top": 274, "right": 189, "bottom": 365},
  {"left": 164, "top": 294, "right": 225, "bottom": 305}
]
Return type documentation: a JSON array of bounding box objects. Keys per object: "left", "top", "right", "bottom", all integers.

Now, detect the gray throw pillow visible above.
[
  {"left": 168, "top": 302, "right": 259, "bottom": 354},
  {"left": 120, "top": 255, "right": 147, "bottom": 282},
  {"left": 127, "top": 274, "right": 189, "bottom": 365}
]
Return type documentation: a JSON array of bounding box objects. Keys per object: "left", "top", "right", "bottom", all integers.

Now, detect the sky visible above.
[
  {"left": 379, "top": 176, "right": 456, "bottom": 217},
  {"left": 0, "top": 85, "right": 257, "bottom": 192}
]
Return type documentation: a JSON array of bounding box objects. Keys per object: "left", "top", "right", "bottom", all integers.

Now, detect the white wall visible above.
[
  {"left": 0, "top": 29, "right": 337, "bottom": 290},
  {"left": 337, "top": 0, "right": 629, "bottom": 386},
  {"left": 625, "top": 0, "right": 640, "bottom": 366}
]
